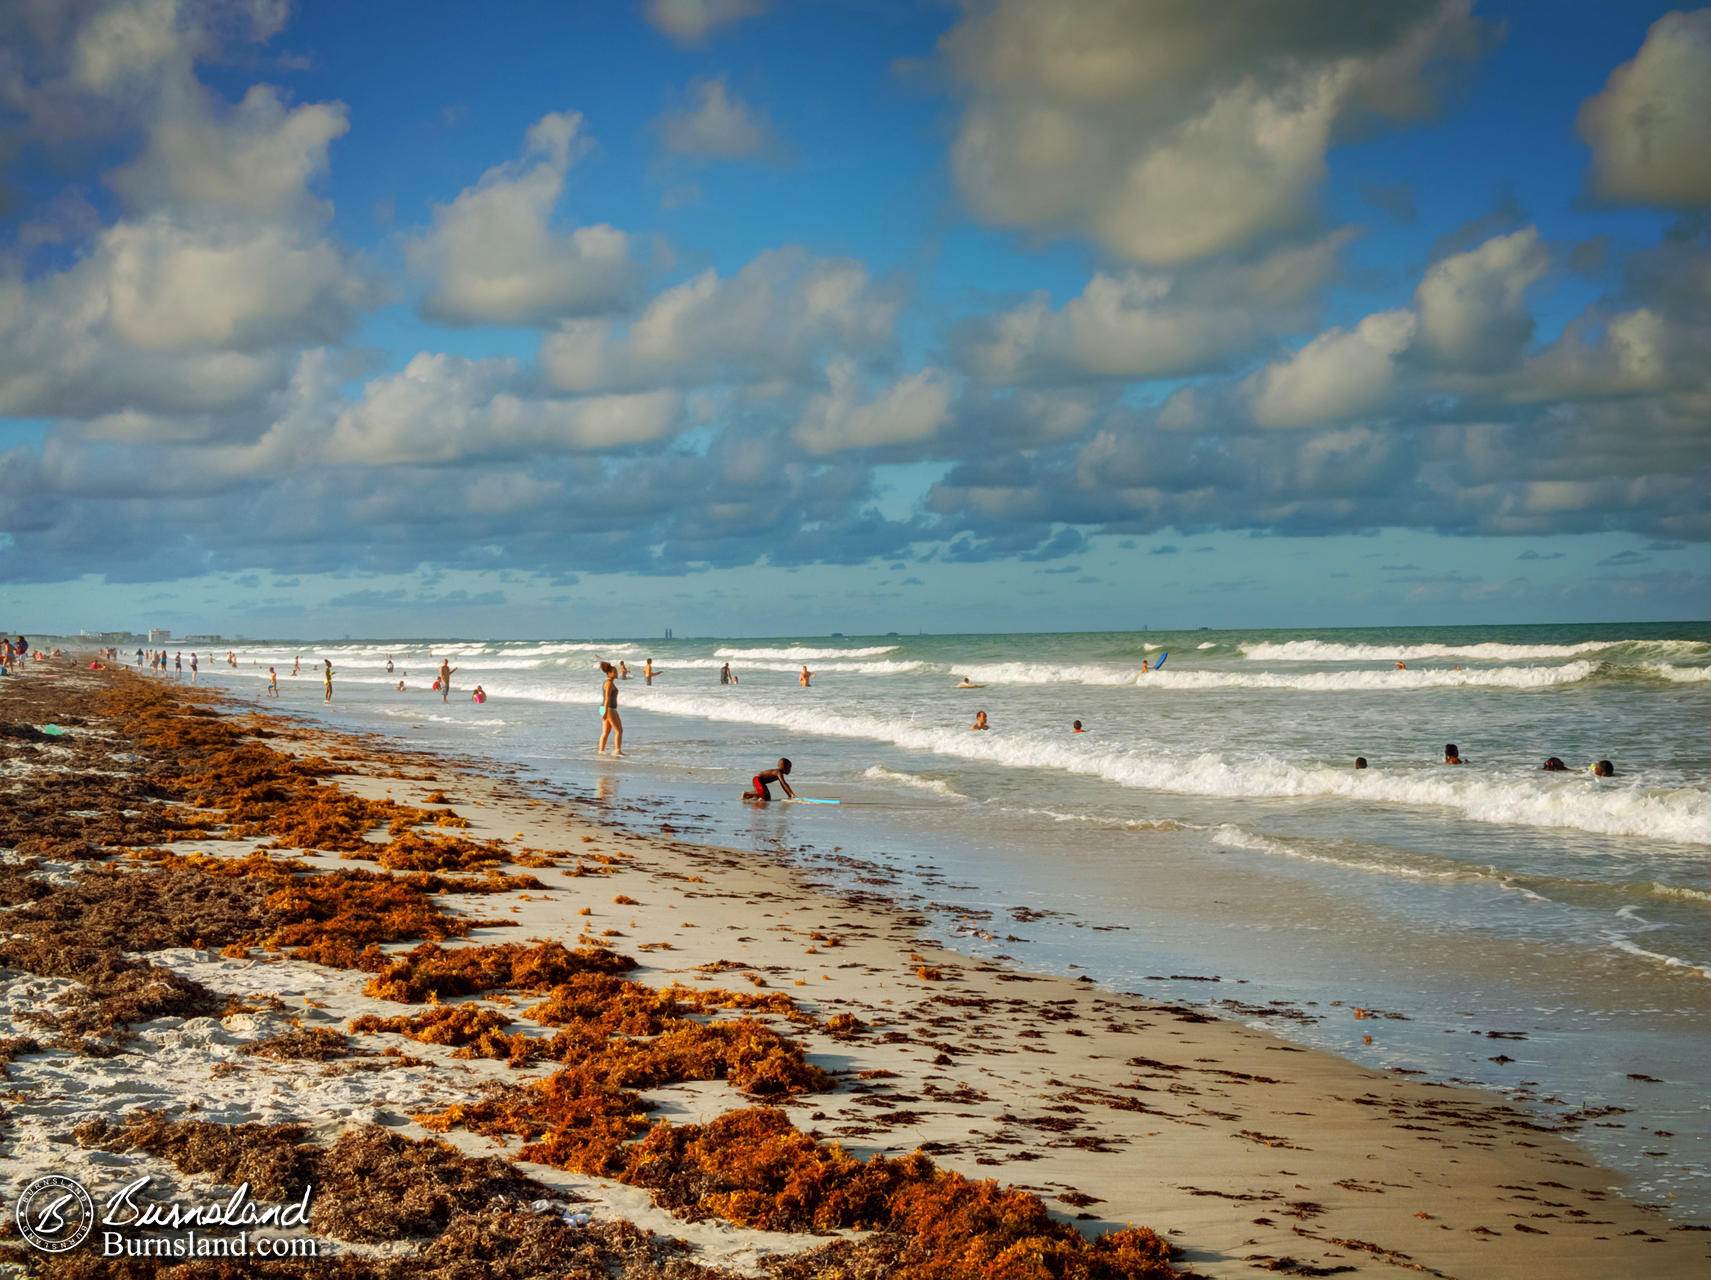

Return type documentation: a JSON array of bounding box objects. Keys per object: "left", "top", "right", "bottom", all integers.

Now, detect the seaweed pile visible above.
[{"left": 0, "top": 670, "right": 1179, "bottom": 1278}]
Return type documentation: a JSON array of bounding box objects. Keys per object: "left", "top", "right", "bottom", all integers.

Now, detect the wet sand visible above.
[{"left": 1, "top": 660, "right": 1705, "bottom": 1278}]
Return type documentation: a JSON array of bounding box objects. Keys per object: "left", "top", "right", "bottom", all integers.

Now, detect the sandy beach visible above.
[{"left": 1, "top": 659, "right": 1705, "bottom": 1278}]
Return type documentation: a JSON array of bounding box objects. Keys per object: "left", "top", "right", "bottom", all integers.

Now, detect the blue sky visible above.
[{"left": 1, "top": 0, "right": 1706, "bottom": 638}]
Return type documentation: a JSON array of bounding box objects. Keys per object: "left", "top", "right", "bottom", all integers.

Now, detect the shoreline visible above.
[{"left": 2, "top": 661, "right": 1706, "bottom": 1277}]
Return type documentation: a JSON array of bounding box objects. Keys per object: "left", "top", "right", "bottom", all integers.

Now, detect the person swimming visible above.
[
  {"left": 971, "top": 711, "right": 989, "bottom": 730},
  {"left": 742, "top": 758, "right": 795, "bottom": 801},
  {"left": 1072, "top": 720, "right": 1085, "bottom": 733},
  {"left": 954, "top": 677, "right": 982, "bottom": 688},
  {"left": 1591, "top": 759, "right": 1615, "bottom": 777},
  {"left": 1444, "top": 743, "right": 1465, "bottom": 764},
  {"left": 1354, "top": 757, "right": 1368, "bottom": 769},
  {"left": 472, "top": 685, "right": 487, "bottom": 704},
  {"left": 1542, "top": 756, "right": 1567, "bottom": 771}
]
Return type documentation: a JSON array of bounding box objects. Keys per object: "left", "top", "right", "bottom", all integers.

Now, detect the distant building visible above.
[{"left": 148, "top": 628, "right": 172, "bottom": 642}]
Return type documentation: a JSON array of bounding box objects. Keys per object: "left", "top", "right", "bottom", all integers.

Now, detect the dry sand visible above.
[{"left": 1, "top": 661, "right": 1705, "bottom": 1278}]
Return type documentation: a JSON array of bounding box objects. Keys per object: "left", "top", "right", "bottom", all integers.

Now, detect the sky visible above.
[{"left": 0, "top": 0, "right": 1707, "bottom": 639}]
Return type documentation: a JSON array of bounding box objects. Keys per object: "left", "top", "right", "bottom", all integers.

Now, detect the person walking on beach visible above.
[
  {"left": 189, "top": 652, "right": 198, "bottom": 682},
  {"left": 598, "top": 661, "right": 623, "bottom": 755},
  {"left": 292, "top": 656, "right": 300, "bottom": 677},
  {"left": 438, "top": 658, "right": 457, "bottom": 703},
  {"left": 799, "top": 664, "right": 814, "bottom": 687},
  {"left": 323, "top": 658, "right": 334, "bottom": 703},
  {"left": 267, "top": 667, "right": 279, "bottom": 697},
  {"left": 135, "top": 647, "right": 144, "bottom": 668},
  {"left": 174, "top": 652, "right": 182, "bottom": 679}
]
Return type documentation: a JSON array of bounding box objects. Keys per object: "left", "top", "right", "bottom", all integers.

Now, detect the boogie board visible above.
[
  {"left": 1152, "top": 651, "right": 1167, "bottom": 670},
  {"left": 788, "top": 797, "right": 840, "bottom": 805}
]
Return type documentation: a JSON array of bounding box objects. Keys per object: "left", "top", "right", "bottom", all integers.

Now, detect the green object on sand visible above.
[{"left": 41, "top": 725, "right": 65, "bottom": 736}]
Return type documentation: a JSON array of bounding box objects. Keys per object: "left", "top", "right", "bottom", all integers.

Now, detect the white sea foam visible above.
[
  {"left": 651, "top": 658, "right": 925, "bottom": 675},
  {"left": 1196, "top": 641, "right": 1217, "bottom": 649},
  {"left": 714, "top": 645, "right": 898, "bottom": 659},
  {"left": 1241, "top": 638, "right": 1707, "bottom": 663},
  {"left": 955, "top": 661, "right": 1601, "bottom": 691},
  {"left": 862, "top": 766, "right": 967, "bottom": 799},
  {"left": 612, "top": 689, "right": 1711, "bottom": 845},
  {"left": 1643, "top": 663, "right": 1709, "bottom": 683},
  {"left": 1599, "top": 933, "right": 1711, "bottom": 980},
  {"left": 1211, "top": 825, "right": 1463, "bottom": 879}
]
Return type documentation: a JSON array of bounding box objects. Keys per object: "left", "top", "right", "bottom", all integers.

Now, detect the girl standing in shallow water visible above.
[
  {"left": 598, "top": 662, "right": 623, "bottom": 755},
  {"left": 323, "top": 659, "right": 333, "bottom": 703}
]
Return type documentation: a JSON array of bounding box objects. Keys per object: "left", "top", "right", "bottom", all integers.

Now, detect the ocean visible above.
[{"left": 178, "top": 622, "right": 1708, "bottom": 1214}]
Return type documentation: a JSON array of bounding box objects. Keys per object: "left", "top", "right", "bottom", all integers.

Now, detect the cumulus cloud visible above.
[
  {"left": 1578, "top": 9, "right": 1711, "bottom": 205},
  {"left": 954, "top": 233, "right": 1348, "bottom": 384},
  {"left": 539, "top": 247, "right": 901, "bottom": 392},
  {"left": 408, "top": 112, "right": 641, "bottom": 327},
  {"left": 939, "top": 0, "right": 1494, "bottom": 263},
  {"left": 793, "top": 360, "right": 955, "bottom": 455},
  {"left": 108, "top": 82, "right": 349, "bottom": 217},
  {"left": 325, "top": 353, "right": 685, "bottom": 465},
  {"left": 1413, "top": 226, "right": 1548, "bottom": 370},
  {"left": 0, "top": 5, "right": 371, "bottom": 421},
  {"left": 644, "top": 0, "right": 768, "bottom": 44},
  {"left": 659, "top": 78, "right": 780, "bottom": 162},
  {"left": 1247, "top": 309, "right": 1417, "bottom": 428}
]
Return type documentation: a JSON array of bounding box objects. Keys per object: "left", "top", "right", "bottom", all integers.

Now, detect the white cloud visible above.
[
  {"left": 659, "top": 77, "right": 779, "bottom": 161},
  {"left": 108, "top": 83, "right": 349, "bottom": 217},
  {"left": 1578, "top": 9, "right": 1711, "bottom": 205},
  {"left": 644, "top": 0, "right": 768, "bottom": 44},
  {"left": 326, "top": 353, "right": 683, "bottom": 465},
  {"left": 956, "top": 233, "right": 1347, "bottom": 383},
  {"left": 1413, "top": 226, "right": 1548, "bottom": 370},
  {"left": 793, "top": 360, "right": 954, "bottom": 454},
  {"left": 539, "top": 248, "right": 900, "bottom": 392},
  {"left": 70, "top": 0, "right": 186, "bottom": 93},
  {"left": 1248, "top": 309, "right": 1417, "bottom": 428},
  {"left": 0, "top": 217, "right": 367, "bottom": 417},
  {"left": 408, "top": 111, "right": 641, "bottom": 327},
  {"left": 939, "top": 0, "right": 1493, "bottom": 263}
]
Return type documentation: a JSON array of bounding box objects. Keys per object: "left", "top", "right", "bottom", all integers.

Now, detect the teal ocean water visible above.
[{"left": 187, "top": 622, "right": 1708, "bottom": 1214}]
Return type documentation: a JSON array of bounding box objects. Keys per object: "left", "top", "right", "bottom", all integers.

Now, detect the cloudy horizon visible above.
[{"left": 2, "top": 0, "right": 1707, "bottom": 638}]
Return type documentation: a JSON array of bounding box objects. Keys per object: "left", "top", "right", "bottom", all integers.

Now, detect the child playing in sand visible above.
[{"left": 742, "top": 759, "right": 795, "bottom": 801}]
